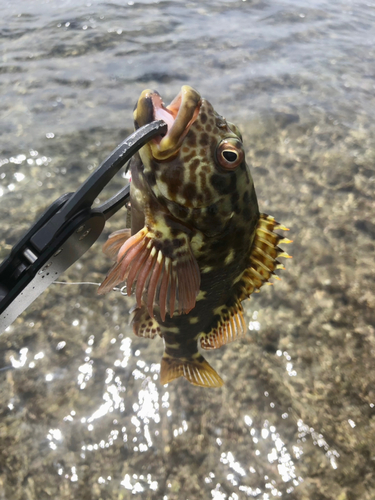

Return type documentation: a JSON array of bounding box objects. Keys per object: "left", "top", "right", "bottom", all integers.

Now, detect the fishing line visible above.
[{"left": 53, "top": 281, "right": 127, "bottom": 295}]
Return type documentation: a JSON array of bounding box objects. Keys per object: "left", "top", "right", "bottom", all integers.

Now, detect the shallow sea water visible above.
[{"left": 0, "top": 0, "right": 375, "bottom": 499}]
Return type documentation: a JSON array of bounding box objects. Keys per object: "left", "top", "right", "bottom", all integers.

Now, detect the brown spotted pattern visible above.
[{"left": 112, "top": 86, "right": 291, "bottom": 387}]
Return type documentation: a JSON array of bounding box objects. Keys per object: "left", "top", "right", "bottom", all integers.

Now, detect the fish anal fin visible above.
[
  {"left": 131, "top": 305, "right": 161, "bottom": 339},
  {"left": 98, "top": 225, "right": 201, "bottom": 321},
  {"left": 200, "top": 303, "right": 246, "bottom": 350},
  {"left": 160, "top": 355, "right": 223, "bottom": 388},
  {"left": 102, "top": 228, "right": 131, "bottom": 260}
]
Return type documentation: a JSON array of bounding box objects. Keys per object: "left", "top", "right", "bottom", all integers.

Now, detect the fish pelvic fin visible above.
[
  {"left": 98, "top": 225, "right": 201, "bottom": 322},
  {"left": 200, "top": 302, "right": 246, "bottom": 350},
  {"left": 160, "top": 354, "right": 223, "bottom": 388},
  {"left": 131, "top": 305, "right": 161, "bottom": 339},
  {"left": 239, "top": 213, "right": 292, "bottom": 299}
]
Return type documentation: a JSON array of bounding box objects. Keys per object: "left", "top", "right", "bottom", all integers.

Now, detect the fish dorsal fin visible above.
[
  {"left": 98, "top": 226, "right": 201, "bottom": 322},
  {"left": 160, "top": 354, "right": 223, "bottom": 387},
  {"left": 102, "top": 228, "right": 131, "bottom": 260},
  {"left": 240, "top": 213, "right": 292, "bottom": 298},
  {"left": 131, "top": 305, "right": 161, "bottom": 339},
  {"left": 200, "top": 303, "right": 246, "bottom": 350}
]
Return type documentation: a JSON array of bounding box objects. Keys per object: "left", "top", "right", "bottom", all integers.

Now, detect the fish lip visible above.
[{"left": 134, "top": 85, "right": 202, "bottom": 160}]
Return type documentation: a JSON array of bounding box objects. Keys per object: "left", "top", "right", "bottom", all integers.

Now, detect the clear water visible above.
[{"left": 0, "top": 1, "right": 374, "bottom": 499}]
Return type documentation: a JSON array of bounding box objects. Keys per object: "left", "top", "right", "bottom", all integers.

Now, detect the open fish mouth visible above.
[{"left": 134, "top": 85, "right": 202, "bottom": 160}]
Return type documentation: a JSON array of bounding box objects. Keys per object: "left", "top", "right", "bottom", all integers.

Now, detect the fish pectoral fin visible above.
[
  {"left": 200, "top": 303, "right": 247, "bottom": 350},
  {"left": 98, "top": 226, "right": 201, "bottom": 322},
  {"left": 102, "top": 228, "right": 132, "bottom": 260},
  {"left": 160, "top": 354, "right": 223, "bottom": 388},
  {"left": 96, "top": 228, "right": 132, "bottom": 294},
  {"left": 131, "top": 305, "right": 161, "bottom": 339},
  {"left": 97, "top": 227, "right": 149, "bottom": 295}
]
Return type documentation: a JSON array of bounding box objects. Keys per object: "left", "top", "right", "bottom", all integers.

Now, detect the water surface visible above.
[{"left": 0, "top": 1, "right": 374, "bottom": 499}]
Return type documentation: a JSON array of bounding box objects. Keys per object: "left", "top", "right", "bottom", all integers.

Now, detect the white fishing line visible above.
[
  {"left": 53, "top": 281, "right": 127, "bottom": 295},
  {"left": 53, "top": 281, "right": 101, "bottom": 286}
]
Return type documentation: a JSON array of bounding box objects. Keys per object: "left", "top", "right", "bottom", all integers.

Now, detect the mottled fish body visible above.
[{"left": 98, "top": 86, "right": 291, "bottom": 387}]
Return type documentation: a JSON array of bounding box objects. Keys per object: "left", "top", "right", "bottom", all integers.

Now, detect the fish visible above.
[{"left": 98, "top": 85, "right": 291, "bottom": 388}]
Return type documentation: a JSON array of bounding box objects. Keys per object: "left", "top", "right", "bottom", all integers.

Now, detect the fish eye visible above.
[
  {"left": 222, "top": 150, "right": 238, "bottom": 162},
  {"left": 216, "top": 138, "right": 244, "bottom": 170}
]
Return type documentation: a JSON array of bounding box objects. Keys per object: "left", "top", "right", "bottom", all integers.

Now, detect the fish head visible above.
[{"left": 133, "top": 86, "right": 257, "bottom": 234}]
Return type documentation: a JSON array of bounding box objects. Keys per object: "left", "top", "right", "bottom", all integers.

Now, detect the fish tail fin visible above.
[{"left": 160, "top": 353, "right": 223, "bottom": 388}]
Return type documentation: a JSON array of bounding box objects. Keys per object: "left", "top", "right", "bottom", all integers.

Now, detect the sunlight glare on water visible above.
[{"left": 0, "top": 0, "right": 374, "bottom": 498}]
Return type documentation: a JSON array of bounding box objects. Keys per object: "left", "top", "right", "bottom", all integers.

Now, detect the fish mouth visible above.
[{"left": 134, "top": 85, "right": 202, "bottom": 160}]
